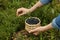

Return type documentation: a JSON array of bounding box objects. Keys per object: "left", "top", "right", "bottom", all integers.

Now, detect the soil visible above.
[{"left": 12, "top": 30, "right": 39, "bottom": 40}]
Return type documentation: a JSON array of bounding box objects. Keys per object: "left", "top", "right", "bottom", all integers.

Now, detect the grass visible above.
[{"left": 0, "top": 0, "right": 60, "bottom": 40}]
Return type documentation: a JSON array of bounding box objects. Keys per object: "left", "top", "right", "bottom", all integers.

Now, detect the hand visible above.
[
  {"left": 16, "top": 7, "right": 31, "bottom": 16},
  {"left": 28, "top": 23, "right": 53, "bottom": 35},
  {"left": 29, "top": 27, "right": 45, "bottom": 35}
]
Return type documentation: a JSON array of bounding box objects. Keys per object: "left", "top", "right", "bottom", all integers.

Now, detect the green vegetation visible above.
[{"left": 0, "top": 0, "right": 60, "bottom": 40}]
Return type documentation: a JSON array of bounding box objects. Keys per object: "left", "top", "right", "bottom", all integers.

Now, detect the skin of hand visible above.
[
  {"left": 16, "top": 8, "right": 30, "bottom": 16},
  {"left": 16, "top": 1, "right": 53, "bottom": 35},
  {"left": 29, "top": 23, "right": 53, "bottom": 35},
  {"left": 16, "top": 1, "right": 43, "bottom": 16},
  {"left": 31, "top": 27, "right": 45, "bottom": 35}
]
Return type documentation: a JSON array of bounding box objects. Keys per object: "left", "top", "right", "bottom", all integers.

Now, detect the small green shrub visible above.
[{"left": 0, "top": 0, "right": 60, "bottom": 40}]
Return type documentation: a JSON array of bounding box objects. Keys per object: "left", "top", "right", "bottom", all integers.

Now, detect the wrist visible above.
[
  {"left": 29, "top": 8, "right": 33, "bottom": 12},
  {"left": 43, "top": 23, "right": 53, "bottom": 31},
  {"left": 29, "top": 1, "right": 43, "bottom": 13},
  {"left": 38, "top": 27, "right": 47, "bottom": 32},
  {"left": 41, "top": 27, "right": 47, "bottom": 32}
]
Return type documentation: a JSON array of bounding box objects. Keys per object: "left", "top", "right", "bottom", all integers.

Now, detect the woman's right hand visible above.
[{"left": 16, "top": 7, "right": 31, "bottom": 16}]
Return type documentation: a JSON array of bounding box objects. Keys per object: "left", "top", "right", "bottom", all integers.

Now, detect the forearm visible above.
[
  {"left": 43, "top": 23, "right": 53, "bottom": 31},
  {"left": 43, "top": 15, "right": 60, "bottom": 31},
  {"left": 29, "top": 0, "right": 52, "bottom": 12},
  {"left": 29, "top": 1, "right": 43, "bottom": 12}
]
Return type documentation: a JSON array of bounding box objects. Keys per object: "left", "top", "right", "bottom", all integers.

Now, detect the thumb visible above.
[{"left": 18, "top": 12, "right": 26, "bottom": 16}]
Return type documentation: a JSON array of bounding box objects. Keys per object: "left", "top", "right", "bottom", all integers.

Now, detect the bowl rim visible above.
[{"left": 25, "top": 17, "right": 41, "bottom": 25}]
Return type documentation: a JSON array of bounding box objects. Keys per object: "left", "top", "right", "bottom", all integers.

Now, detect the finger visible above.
[
  {"left": 16, "top": 9, "right": 23, "bottom": 16},
  {"left": 18, "top": 12, "right": 25, "bottom": 16},
  {"left": 33, "top": 33, "right": 38, "bottom": 35},
  {"left": 18, "top": 13, "right": 23, "bottom": 16},
  {"left": 17, "top": 11, "right": 23, "bottom": 16},
  {"left": 18, "top": 11, "right": 27, "bottom": 16},
  {"left": 33, "top": 32, "right": 39, "bottom": 35},
  {"left": 29, "top": 29, "right": 38, "bottom": 33}
]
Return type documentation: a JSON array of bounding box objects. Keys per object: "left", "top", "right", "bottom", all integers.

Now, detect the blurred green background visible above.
[{"left": 0, "top": 0, "right": 60, "bottom": 40}]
